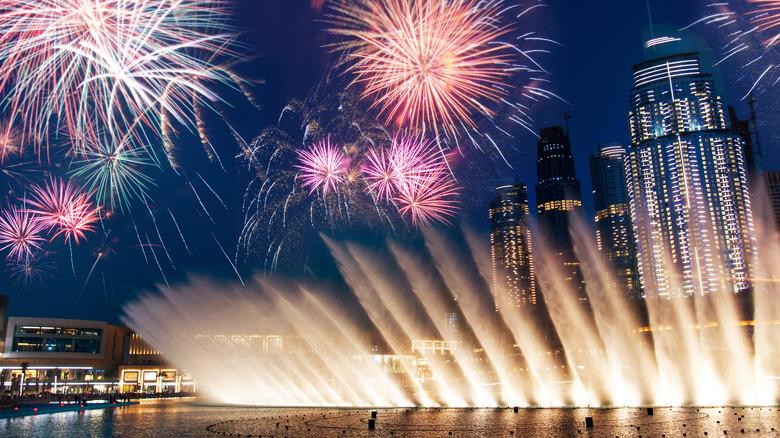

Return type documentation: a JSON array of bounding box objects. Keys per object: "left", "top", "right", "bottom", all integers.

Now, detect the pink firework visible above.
[
  {"left": 26, "top": 177, "right": 100, "bottom": 244},
  {"left": 295, "top": 139, "right": 348, "bottom": 196},
  {"left": 0, "top": 206, "right": 46, "bottom": 261},
  {"left": 363, "top": 135, "right": 444, "bottom": 201},
  {"left": 362, "top": 147, "right": 396, "bottom": 202},
  {"left": 395, "top": 166, "right": 460, "bottom": 227},
  {"left": 387, "top": 135, "right": 460, "bottom": 226},
  {"left": 387, "top": 135, "right": 443, "bottom": 191}
]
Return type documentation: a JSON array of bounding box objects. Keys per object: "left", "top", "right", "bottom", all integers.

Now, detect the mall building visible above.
[{"left": 0, "top": 295, "right": 193, "bottom": 396}]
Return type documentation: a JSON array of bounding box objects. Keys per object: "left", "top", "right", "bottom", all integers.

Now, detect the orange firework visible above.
[
  {"left": 327, "top": 0, "right": 517, "bottom": 136},
  {"left": 747, "top": 0, "right": 780, "bottom": 46}
]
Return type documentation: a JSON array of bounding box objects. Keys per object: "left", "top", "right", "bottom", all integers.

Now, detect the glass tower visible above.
[
  {"left": 590, "top": 142, "right": 641, "bottom": 299},
  {"left": 490, "top": 177, "right": 535, "bottom": 309},
  {"left": 535, "top": 126, "right": 585, "bottom": 300},
  {"left": 625, "top": 39, "right": 756, "bottom": 298}
]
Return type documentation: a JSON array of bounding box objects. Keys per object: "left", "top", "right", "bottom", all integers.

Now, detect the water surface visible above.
[{"left": 2, "top": 398, "right": 779, "bottom": 437}]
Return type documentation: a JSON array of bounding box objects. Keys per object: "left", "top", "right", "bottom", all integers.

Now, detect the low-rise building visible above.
[{"left": 0, "top": 297, "right": 191, "bottom": 396}]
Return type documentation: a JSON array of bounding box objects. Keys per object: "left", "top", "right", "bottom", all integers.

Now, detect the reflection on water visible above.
[{"left": 1, "top": 399, "right": 780, "bottom": 437}]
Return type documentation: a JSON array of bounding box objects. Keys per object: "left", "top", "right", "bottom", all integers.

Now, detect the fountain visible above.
[{"left": 121, "top": 215, "right": 780, "bottom": 407}]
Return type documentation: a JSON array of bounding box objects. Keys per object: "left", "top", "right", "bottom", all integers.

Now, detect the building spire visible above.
[{"left": 646, "top": 0, "right": 655, "bottom": 38}]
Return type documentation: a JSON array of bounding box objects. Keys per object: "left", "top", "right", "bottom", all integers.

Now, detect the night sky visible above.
[{"left": 1, "top": 0, "right": 776, "bottom": 325}]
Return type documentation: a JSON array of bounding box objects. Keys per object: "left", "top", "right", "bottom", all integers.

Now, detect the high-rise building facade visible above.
[
  {"left": 535, "top": 126, "right": 585, "bottom": 300},
  {"left": 490, "top": 177, "right": 535, "bottom": 309},
  {"left": 728, "top": 105, "right": 757, "bottom": 178},
  {"left": 589, "top": 142, "right": 641, "bottom": 299},
  {"left": 625, "top": 40, "right": 756, "bottom": 298}
]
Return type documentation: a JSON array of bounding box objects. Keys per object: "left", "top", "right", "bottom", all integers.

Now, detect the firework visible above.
[
  {"left": 239, "top": 78, "right": 467, "bottom": 274},
  {"left": 8, "top": 249, "right": 54, "bottom": 284},
  {"left": 0, "top": 119, "right": 23, "bottom": 161},
  {"left": 747, "top": 0, "right": 780, "bottom": 46},
  {"left": 362, "top": 147, "right": 396, "bottom": 202},
  {"left": 0, "top": 206, "right": 47, "bottom": 260},
  {"left": 0, "top": 159, "right": 42, "bottom": 204},
  {"left": 387, "top": 135, "right": 444, "bottom": 190},
  {"left": 687, "top": 2, "right": 780, "bottom": 99},
  {"left": 69, "top": 133, "right": 156, "bottom": 213},
  {"left": 0, "top": 0, "right": 241, "bottom": 157},
  {"left": 26, "top": 177, "right": 100, "bottom": 244},
  {"left": 327, "top": 0, "right": 526, "bottom": 136},
  {"left": 363, "top": 134, "right": 445, "bottom": 201},
  {"left": 394, "top": 161, "right": 460, "bottom": 227},
  {"left": 295, "top": 138, "right": 349, "bottom": 196}
]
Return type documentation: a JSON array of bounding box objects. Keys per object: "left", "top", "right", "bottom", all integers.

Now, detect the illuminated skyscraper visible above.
[
  {"left": 590, "top": 142, "right": 641, "bottom": 299},
  {"left": 625, "top": 37, "right": 756, "bottom": 298},
  {"left": 535, "top": 126, "right": 585, "bottom": 300},
  {"left": 490, "top": 177, "right": 535, "bottom": 309}
]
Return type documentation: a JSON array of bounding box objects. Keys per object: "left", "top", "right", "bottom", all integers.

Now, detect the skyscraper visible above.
[
  {"left": 535, "top": 125, "right": 585, "bottom": 300},
  {"left": 625, "top": 37, "right": 756, "bottom": 298},
  {"left": 490, "top": 177, "right": 535, "bottom": 309},
  {"left": 589, "top": 142, "right": 641, "bottom": 299},
  {"left": 728, "top": 105, "right": 757, "bottom": 178}
]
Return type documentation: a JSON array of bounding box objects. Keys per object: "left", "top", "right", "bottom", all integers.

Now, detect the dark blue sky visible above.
[{"left": 3, "top": 0, "right": 776, "bottom": 324}]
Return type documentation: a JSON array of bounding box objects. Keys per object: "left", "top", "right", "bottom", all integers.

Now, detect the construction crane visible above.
[
  {"left": 735, "top": 82, "right": 764, "bottom": 177},
  {"left": 543, "top": 106, "right": 572, "bottom": 137}
]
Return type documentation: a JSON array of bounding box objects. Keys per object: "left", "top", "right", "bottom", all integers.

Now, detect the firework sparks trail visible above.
[
  {"left": 144, "top": 202, "right": 173, "bottom": 265},
  {"left": 144, "top": 231, "right": 170, "bottom": 288},
  {"left": 79, "top": 250, "right": 106, "bottom": 301},
  {"left": 205, "top": 225, "right": 244, "bottom": 286},
  {"left": 130, "top": 213, "right": 149, "bottom": 263},
  {"left": 0, "top": 119, "right": 23, "bottom": 162},
  {"left": 690, "top": 2, "right": 780, "bottom": 96},
  {"left": 0, "top": 0, "right": 242, "bottom": 158},
  {"left": 746, "top": 0, "right": 780, "bottom": 46},
  {"left": 0, "top": 206, "right": 47, "bottom": 260},
  {"left": 68, "top": 240, "right": 78, "bottom": 282},
  {"left": 26, "top": 177, "right": 100, "bottom": 244},
  {"left": 326, "top": 0, "right": 550, "bottom": 140},
  {"left": 196, "top": 172, "right": 228, "bottom": 209},
  {"left": 186, "top": 177, "right": 215, "bottom": 223},
  {"left": 295, "top": 138, "right": 348, "bottom": 196},
  {"left": 167, "top": 207, "right": 191, "bottom": 254}
]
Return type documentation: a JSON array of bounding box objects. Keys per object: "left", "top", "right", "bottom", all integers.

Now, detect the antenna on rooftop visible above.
[{"left": 736, "top": 82, "right": 764, "bottom": 177}]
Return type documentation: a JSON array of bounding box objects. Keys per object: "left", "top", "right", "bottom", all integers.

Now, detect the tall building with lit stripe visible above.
[
  {"left": 625, "top": 37, "right": 756, "bottom": 298},
  {"left": 589, "top": 142, "right": 641, "bottom": 299},
  {"left": 490, "top": 177, "right": 535, "bottom": 309},
  {"left": 535, "top": 126, "right": 585, "bottom": 300}
]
